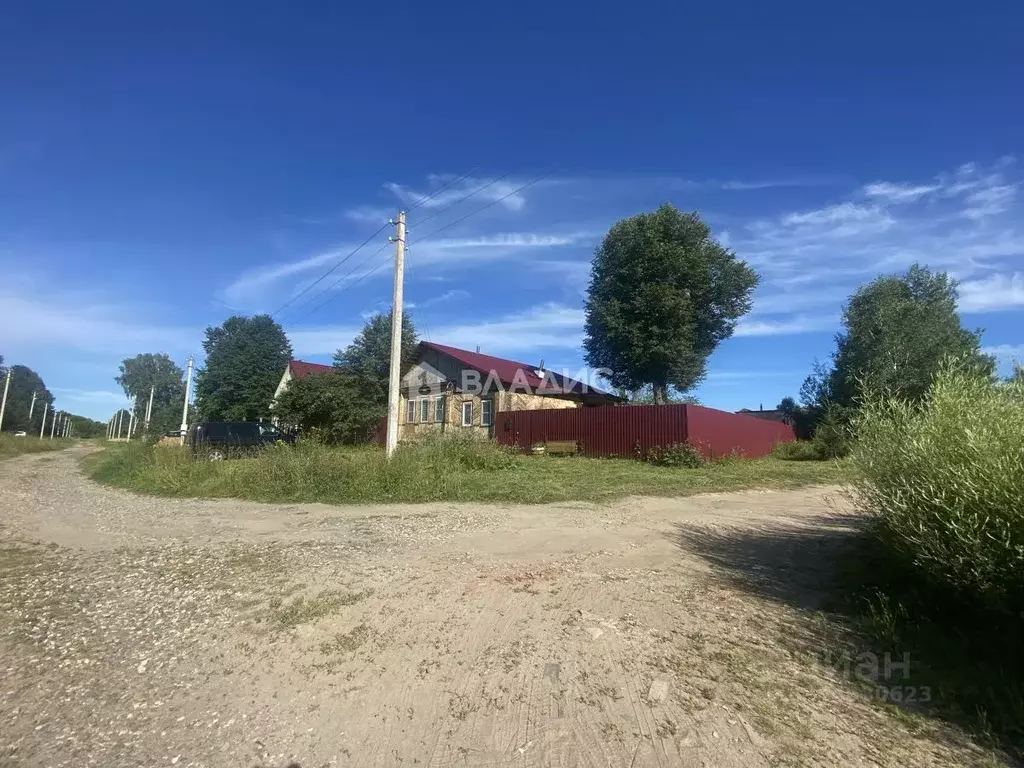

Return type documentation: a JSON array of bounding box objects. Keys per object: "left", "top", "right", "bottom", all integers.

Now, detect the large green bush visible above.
[
  {"left": 845, "top": 362, "right": 1024, "bottom": 746},
  {"left": 850, "top": 363, "right": 1024, "bottom": 611}
]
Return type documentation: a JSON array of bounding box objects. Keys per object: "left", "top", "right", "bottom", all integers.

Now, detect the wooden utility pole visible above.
[
  {"left": 180, "top": 355, "right": 194, "bottom": 445},
  {"left": 144, "top": 385, "right": 155, "bottom": 434},
  {"left": 0, "top": 367, "right": 10, "bottom": 432},
  {"left": 385, "top": 210, "right": 407, "bottom": 459}
]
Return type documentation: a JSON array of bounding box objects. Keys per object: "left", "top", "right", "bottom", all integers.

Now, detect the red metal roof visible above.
[
  {"left": 289, "top": 360, "right": 335, "bottom": 379},
  {"left": 419, "top": 341, "right": 622, "bottom": 402}
]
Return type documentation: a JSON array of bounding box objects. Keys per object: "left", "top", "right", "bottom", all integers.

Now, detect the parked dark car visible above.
[{"left": 185, "top": 421, "right": 295, "bottom": 460}]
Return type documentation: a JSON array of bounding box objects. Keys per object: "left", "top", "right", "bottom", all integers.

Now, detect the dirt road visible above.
[{"left": 0, "top": 448, "right": 997, "bottom": 767}]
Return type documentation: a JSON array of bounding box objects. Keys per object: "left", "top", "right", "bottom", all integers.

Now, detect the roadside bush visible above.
[
  {"left": 845, "top": 361, "right": 1024, "bottom": 744},
  {"left": 647, "top": 442, "right": 705, "bottom": 468},
  {"left": 771, "top": 440, "right": 822, "bottom": 461}
]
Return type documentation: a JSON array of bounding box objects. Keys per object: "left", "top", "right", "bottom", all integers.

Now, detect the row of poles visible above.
[
  {"left": 0, "top": 368, "right": 74, "bottom": 437},
  {"left": 105, "top": 355, "right": 194, "bottom": 443}
]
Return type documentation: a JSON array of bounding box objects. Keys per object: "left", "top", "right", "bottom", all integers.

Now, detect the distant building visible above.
[
  {"left": 272, "top": 359, "right": 334, "bottom": 406},
  {"left": 399, "top": 342, "right": 622, "bottom": 439}
]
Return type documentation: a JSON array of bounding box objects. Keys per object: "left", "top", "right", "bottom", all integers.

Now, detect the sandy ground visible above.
[{"left": 0, "top": 447, "right": 1002, "bottom": 767}]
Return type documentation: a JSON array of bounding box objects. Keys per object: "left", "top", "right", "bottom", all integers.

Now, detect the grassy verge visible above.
[
  {"left": 84, "top": 437, "right": 849, "bottom": 505},
  {"left": 0, "top": 434, "right": 72, "bottom": 461}
]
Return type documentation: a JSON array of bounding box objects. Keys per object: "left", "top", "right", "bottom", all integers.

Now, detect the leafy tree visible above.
[
  {"left": 624, "top": 385, "right": 700, "bottom": 405},
  {"left": 195, "top": 315, "right": 292, "bottom": 421},
  {"left": 584, "top": 204, "right": 758, "bottom": 404},
  {"left": 115, "top": 353, "right": 186, "bottom": 436},
  {"left": 274, "top": 372, "right": 383, "bottom": 444},
  {"left": 334, "top": 311, "right": 418, "bottom": 405},
  {"left": 776, "top": 396, "right": 798, "bottom": 418},
  {"left": 805, "top": 265, "right": 994, "bottom": 412},
  {"left": 0, "top": 364, "right": 53, "bottom": 433}
]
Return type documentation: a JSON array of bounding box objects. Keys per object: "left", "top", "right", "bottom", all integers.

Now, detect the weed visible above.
[{"left": 86, "top": 438, "right": 848, "bottom": 505}]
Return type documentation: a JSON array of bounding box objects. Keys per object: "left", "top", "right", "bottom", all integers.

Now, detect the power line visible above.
[
  {"left": 270, "top": 221, "right": 390, "bottom": 318},
  {"left": 406, "top": 171, "right": 514, "bottom": 229},
  {"left": 285, "top": 241, "right": 394, "bottom": 325},
  {"left": 406, "top": 167, "right": 481, "bottom": 211},
  {"left": 289, "top": 171, "right": 552, "bottom": 325},
  {"left": 408, "top": 171, "right": 552, "bottom": 247}
]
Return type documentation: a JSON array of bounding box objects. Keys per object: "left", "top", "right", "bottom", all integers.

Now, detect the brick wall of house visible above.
[{"left": 398, "top": 388, "right": 579, "bottom": 440}]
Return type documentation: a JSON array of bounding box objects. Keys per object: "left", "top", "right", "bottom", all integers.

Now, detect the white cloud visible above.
[
  {"left": 863, "top": 182, "right": 940, "bottom": 203},
  {"left": 958, "top": 273, "right": 1024, "bottom": 312},
  {"left": 222, "top": 231, "right": 582, "bottom": 310},
  {"left": 734, "top": 315, "right": 838, "bottom": 337},
  {"left": 385, "top": 175, "right": 528, "bottom": 212},
  {"left": 343, "top": 205, "right": 392, "bottom": 224},
  {"left": 780, "top": 202, "right": 894, "bottom": 233},
  {"left": 285, "top": 304, "right": 585, "bottom": 358},
  {"left": 417, "top": 289, "right": 469, "bottom": 308},
  {"left": 982, "top": 344, "right": 1024, "bottom": 361},
  {"left": 0, "top": 290, "right": 195, "bottom": 356},
  {"left": 963, "top": 184, "right": 1017, "bottom": 220}
]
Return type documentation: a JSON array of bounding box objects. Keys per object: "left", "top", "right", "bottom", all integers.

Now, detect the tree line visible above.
[
  {"left": 0, "top": 355, "right": 107, "bottom": 437},
  {"left": 111, "top": 203, "right": 1016, "bottom": 445}
]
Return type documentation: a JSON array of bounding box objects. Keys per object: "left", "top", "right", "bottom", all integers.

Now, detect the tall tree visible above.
[
  {"left": 195, "top": 315, "right": 292, "bottom": 421},
  {"left": 0, "top": 364, "right": 53, "bottom": 433},
  {"left": 584, "top": 204, "right": 758, "bottom": 403},
  {"left": 334, "top": 311, "right": 418, "bottom": 405},
  {"left": 115, "top": 353, "right": 186, "bottom": 436},
  {"left": 805, "top": 264, "right": 994, "bottom": 411}
]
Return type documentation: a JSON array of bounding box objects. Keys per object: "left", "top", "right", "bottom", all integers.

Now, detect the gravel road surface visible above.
[{"left": 0, "top": 447, "right": 999, "bottom": 767}]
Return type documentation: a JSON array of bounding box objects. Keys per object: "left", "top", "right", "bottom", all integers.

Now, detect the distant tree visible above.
[
  {"left": 334, "top": 311, "right": 418, "bottom": 405},
  {"left": 584, "top": 204, "right": 758, "bottom": 404},
  {"left": 805, "top": 265, "right": 993, "bottom": 413},
  {"left": 195, "top": 315, "right": 292, "bottom": 421},
  {"left": 61, "top": 413, "right": 108, "bottom": 438},
  {"left": 274, "top": 372, "right": 383, "bottom": 444},
  {"left": 115, "top": 353, "right": 186, "bottom": 437},
  {"left": 0, "top": 364, "right": 53, "bottom": 433},
  {"left": 776, "top": 396, "right": 798, "bottom": 422}
]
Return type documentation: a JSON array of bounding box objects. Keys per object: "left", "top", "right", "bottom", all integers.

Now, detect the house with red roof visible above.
[
  {"left": 399, "top": 341, "right": 621, "bottom": 439},
  {"left": 272, "top": 359, "right": 335, "bottom": 407}
]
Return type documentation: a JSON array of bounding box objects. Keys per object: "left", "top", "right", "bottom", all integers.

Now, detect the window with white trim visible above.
[
  {"left": 481, "top": 398, "right": 493, "bottom": 427},
  {"left": 406, "top": 398, "right": 416, "bottom": 423},
  {"left": 420, "top": 397, "right": 430, "bottom": 423},
  {"left": 461, "top": 401, "right": 473, "bottom": 427},
  {"left": 434, "top": 395, "right": 445, "bottom": 423}
]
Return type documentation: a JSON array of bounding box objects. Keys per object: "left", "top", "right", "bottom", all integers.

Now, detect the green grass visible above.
[
  {"left": 84, "top": 435, "right": 849, "bottom": 505},
  {"left": 0, "top": 434, "right": 72, "bottom": 461}
]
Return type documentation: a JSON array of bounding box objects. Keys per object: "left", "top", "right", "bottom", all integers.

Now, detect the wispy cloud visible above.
[
  {"left": 863, "top": 182, "right": 941, "bottom": 203},
  {"left": 417, "top": 289, "right": 470, "bottom": 308},
  {"left": 0, "top": 289, "right": 195, "bottom": 356},
  {"left": 734, "top": 315, "right": 839, "bottom": 337},
  {"left": 982, "top": 343, "right": 1024, "bottom": 361},
  {"left": 959, "top": 273, "right": 1024, "bottom": 312},
  {"left": 385, "top": 174, "right": 528, "bottom": 212},
  {"left": 285, "top": 304, "right": 585, "bottom": 358}
]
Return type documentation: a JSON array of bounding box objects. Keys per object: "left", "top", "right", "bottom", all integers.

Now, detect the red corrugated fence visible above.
[{"left": 495, "top": 404, "right": 793, "bottom": 459}]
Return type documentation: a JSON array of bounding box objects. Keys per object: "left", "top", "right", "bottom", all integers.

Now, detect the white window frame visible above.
[
  {"left": 481, "top": 398, "right": 493, "bottom": 427},
  {"left": 434, "top": 395, "right": 445, "bottom": 424},
  {"left": 461, "top": 401, "right": 473, "bottom": 427},
  {"left": 420, "top": 397, "right": 430, "bottom": 423},
  {"left": 406, "top": 398, "right": 416, "bottom": 423}
]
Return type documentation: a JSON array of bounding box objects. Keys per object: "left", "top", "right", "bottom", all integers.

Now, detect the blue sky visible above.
[{"left": 2, "top": 1, "right": 1022, "bottom": 420}]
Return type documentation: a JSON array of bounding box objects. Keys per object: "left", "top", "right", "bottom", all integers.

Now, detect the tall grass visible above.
[
  {"left": 86, "top": 432, "right": 848, "bottom": 505},
  {"left": 845, "top": 362, "right": 1024, "bottom": 748},
  {"left": 0, "top": 434, "right": 71, "bottom": 460}
]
